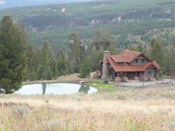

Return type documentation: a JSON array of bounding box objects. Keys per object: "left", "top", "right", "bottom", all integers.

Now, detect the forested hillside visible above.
[
  {"left": 0, "top": 0, "right": 175, "bottom": 82},
  {"left": 0, "top": 0, "right": 175, "bottom": 52}
]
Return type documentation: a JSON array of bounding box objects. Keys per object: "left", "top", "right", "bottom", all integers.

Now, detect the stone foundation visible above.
[
  {"left": 140, "top": 76, "right": 148, "bottom": 81},
  {"left": 134, "top": 77, "right": 139, "bottom": 81}
]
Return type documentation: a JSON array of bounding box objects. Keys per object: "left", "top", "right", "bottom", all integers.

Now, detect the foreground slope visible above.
[{"left": 1, "top": 86, "right": 175, "bottom": 130}]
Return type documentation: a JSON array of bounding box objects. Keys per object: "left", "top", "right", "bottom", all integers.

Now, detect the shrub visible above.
[
  {"left": 123, "top": 77, "right": 127, "bottom": 82},
  {"left": 44, "top": 119, "right": 61, "bottom": 131},
  {"left": 11, "top": 105, "right": 28, "bottom": 118},
  {"left": 103, "top": 77, "right": 108, "bottom": 84},
  {"left": 124, "top": 119, "right": 149, "bottom": 131}
]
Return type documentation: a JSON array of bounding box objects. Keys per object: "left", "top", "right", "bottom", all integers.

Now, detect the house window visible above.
[
  {"left": 142, "top": 59, "right": 144, "bottom": 63},
  {"left": 136, "top": 59, "right": 138, "bottom": 63},
  {"left": 148, "top": 71, "right": 152, "bottom": 74}
]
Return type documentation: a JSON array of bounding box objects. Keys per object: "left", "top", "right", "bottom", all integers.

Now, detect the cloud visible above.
[{"left": 0, "top": 1, "right": 6, "bottom": 4}]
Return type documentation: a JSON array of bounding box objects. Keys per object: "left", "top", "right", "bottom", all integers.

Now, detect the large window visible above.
[{"left": 148, "top": 71, "right": 152, "bottom": 74}]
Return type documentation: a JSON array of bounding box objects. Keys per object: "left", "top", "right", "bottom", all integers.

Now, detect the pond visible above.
[{"left": 15, "top": 83, "right": 97, "bottom": 95}]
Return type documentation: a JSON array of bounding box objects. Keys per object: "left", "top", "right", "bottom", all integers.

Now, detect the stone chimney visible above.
[{"left": 102, "top": 51, "right": 110, "bottom": 79}]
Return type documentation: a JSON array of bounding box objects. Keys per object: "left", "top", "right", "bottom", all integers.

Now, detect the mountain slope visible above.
[{"left": 0, "top": 0, "right": 175, "bottom": 52}]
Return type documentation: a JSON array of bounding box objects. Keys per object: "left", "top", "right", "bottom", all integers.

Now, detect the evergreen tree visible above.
[
  {"left": 43, "top": 41, "right": 54, "bottom": 59},
  {"left": 25, "top": 45, "right": 34, "bottom": 72},
  {"left": 0, "top": 15, "right": 25, "bottom": 94},
  {"left": 91, "top": 29, "right": 114, "bottom": 50},
  {"left": 79, "top": 57, "right": 91, "bottom": 78},
  {"left": 128, "top": 45, "right": 138, "bottom": 51},
  {"left": 67, "top": 32, "right": 82, "bottom": 72},
  {"left": 138, "top": 43, "right": 147, "bottom": 54},
  {"left": 150, "top": 40, "right": 165, "bottom": 73},
  {"left": 37, "top": 43, "right": 53, "bottom": 80},
  {"left": 94, "top": 46, "right": 104, "bottom": 71},
  {"left": 50, "top": 59, "right": 59, "bottom": 78},
  {"left": 107, "top": 42, "right": 117, "bottom": 55},
  {"left": 165, "top": 46, "right": 175, "bottom": 76},
  {"left": 56, "top": 48, "right": 68, "bottom": 76},
  {"left": 89, "top": 45, "right": 97, "bottom": 71}
]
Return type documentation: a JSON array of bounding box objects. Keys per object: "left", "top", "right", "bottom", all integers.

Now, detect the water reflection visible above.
[
  {"left": 16, "top": 83, "right": 97, "bottom": 95},
  {"left": 78, "top": 85, "right": 90, "bottom": 94},
  {"left": 42, "top": 82, "right": 46, "bottom": 94}
]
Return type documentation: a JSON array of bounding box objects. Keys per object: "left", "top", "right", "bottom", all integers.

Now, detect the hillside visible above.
[{"left": 0, "top": 0, "right": 175, "bottom": 51}]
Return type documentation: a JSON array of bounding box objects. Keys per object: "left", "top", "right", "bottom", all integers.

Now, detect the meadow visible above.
[{"left": 0, "top": 85, "right": 175, "bottom": 131}]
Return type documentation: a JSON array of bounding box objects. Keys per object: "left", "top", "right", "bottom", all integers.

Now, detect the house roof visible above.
[
  {"left": 111, "top": 50, "right": 152, "bottom": 63},
  {"left": 105, "top": 50, "right": 160, "bottom": 72},
  {"left": 108, "top": 57, "right": 160, "bottom": 72}
]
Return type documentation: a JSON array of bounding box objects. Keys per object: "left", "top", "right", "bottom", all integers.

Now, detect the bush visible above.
[
  {"left": 103, "top": 77, "right": 108, "bottom": 84},
  {"left": 123, "top": 77, "right": 128, "bottom": 82},
  {"left": 11, "top": 105, "right": 28, "bottom": 118},
  {"left": 44, "top": 119, "right": 61, "bottom": 131}
]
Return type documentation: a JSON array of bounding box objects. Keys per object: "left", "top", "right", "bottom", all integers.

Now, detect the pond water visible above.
[{"left": 15, "top": 83, "right": 97, "bottom": 95}]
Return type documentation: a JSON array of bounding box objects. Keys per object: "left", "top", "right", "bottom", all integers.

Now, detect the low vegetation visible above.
[
  {"left": 0, "top": 86, "right": 175, "bottom": 131},
  {"left": 86, "top": 81, "right": 117, "bottom": 93}
]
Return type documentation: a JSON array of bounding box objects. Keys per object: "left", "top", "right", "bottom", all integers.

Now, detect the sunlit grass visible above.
[{"left": 86, "top": 81, "right": 117, "bottom": 93}]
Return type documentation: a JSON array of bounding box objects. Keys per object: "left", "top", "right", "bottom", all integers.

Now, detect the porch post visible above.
[{"left": 117, "top": 72, "right": 119, "bottom": 77}]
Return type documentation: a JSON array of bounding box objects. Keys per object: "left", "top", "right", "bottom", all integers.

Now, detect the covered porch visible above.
[{"left": 113, "top": 71, "right": 145, "bottom": 82}]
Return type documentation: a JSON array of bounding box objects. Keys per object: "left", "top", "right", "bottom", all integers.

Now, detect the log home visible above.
[{"left": 100, "top": 50, "right": 160, "bottom": 82}]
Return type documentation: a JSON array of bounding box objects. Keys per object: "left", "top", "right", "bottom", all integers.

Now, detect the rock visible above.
[{"left": 79, "top": 81, "right": 84, "bottom": 84}]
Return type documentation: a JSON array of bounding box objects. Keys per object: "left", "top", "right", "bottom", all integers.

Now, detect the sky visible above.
[{"left": 0, "top": 0, "right": 101, "bottom": 9}]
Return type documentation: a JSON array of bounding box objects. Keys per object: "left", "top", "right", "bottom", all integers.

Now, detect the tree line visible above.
[{"left": 0, "top": 15, "right": 175, "bottom": 94}]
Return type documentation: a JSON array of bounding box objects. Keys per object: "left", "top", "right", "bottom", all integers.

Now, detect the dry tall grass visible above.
[{"left": 0, "top": 87, "right": 175, "bottom": 131}]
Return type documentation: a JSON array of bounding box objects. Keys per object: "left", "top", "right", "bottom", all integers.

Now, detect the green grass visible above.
[{"left": 86, "top": 81, "right": 118, "bottom": 93}]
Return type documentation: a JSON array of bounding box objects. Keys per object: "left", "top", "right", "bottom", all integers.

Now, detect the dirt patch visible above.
[
  {"left": 23, "top": 73, "right": 102, "bottom": 85},
  {"left": 0, "top": 102, "right": 32, "bottom": 109}
]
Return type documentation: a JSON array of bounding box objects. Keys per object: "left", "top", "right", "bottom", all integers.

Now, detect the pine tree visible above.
[
  {"left": 138, "top": 43, "right": 147, "bottom": 54},
  {"left": 91, "top": 29, "right": 114, "bottom": 50},
  {"left": 0, "top": 15, "right": 25, "bottom": 94},
  {"left": 37, "top": 43, "right": 53, "bottom": 80},
  {"left": 150, "top": 40, "right": 165, "bottom": 73},
  {"left": 56, "top": 48, "right": 68, "bottom": 76},
  {"left": 107, "top": 42, "right": 117, "bottom": 55},
  {"left": 128, "top": 45, "right": 138, "bottom": 51},
  {"left": 67, "top": 32, "right": 82, "bottom": 72},
  {"left": 94, "top": 46, "right": 104, "bottom": 70},
  {"left": 79, "top": 57, "right": 91, "bottom": 78}
]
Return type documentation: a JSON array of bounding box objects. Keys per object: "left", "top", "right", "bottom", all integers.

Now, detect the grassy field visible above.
[{"left": 1, "top": 85, "right": 175, "bottom": 131}]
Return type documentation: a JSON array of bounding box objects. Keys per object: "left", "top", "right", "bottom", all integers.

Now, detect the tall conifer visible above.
[
  {"left": 0, "top": 15, "right": 25, "bottom": 94},
  {"left": 150, "top": 40, "right": 165, "bottom": 72}
]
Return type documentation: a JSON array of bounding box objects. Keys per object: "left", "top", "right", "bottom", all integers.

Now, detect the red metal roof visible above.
[
  {"left": 120, "top": 50, "right": 141, "bottom": 63},
  {"left": 110, "top": 50, "right": 152, "bottom": 63},
  {"left": 106, "top": 50, "right": 160, "bottom": 72},
  {"left": 108, "top": 57, "right": 160, "bottom": 72}
]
